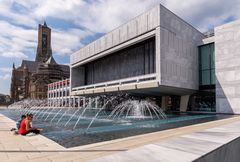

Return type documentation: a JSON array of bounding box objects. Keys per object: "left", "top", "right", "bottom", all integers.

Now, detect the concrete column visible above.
[
  {"left": 65, "top": 88, "right": 68, "bottom": 97},
  {"left": 104, "top": 98, "right": 107, "bottom": 106},
  {"left": 65, "top": 98, "right": 67, "bottom": 107},
  {"left": 73, "top": 97, "right": 75, "bottom": 107},
  {"left": 69, "top": 97, "right": 71, "bottom": 107},
  {"left": 161, "top": 96, "right": 167, "bottom": 111},
  {"left": 180, "top": 95, "right": 190, "bottom": 112},
  {"left": 89, "top": 98, "right": 92, "bottom": 108},
  {"left": 83, "top": 97, "right": 86, "bottom": 107},
  {"left": 78, "top": 97, "right": 80, "bottom": 107},
  {"left": 95, "top": 97, "right": 98, "bottom": 108}
]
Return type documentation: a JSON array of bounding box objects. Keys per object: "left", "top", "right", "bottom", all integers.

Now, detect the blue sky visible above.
[{"left": 0, "top": 0, "right": 239, "bottom": 95}]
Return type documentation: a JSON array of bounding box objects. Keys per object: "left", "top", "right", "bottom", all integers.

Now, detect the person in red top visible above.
[{"left": 18, "top": 114, "right": 41, "bottom": 135}]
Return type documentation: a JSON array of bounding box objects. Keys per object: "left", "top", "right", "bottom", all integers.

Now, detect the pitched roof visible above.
[
  {"left": 20, "top": 60, "right": 38, "bottom": 72},
  {"left": 46, "top": 56, "right": 57, "bottom": 65},
  {"left": 60, "top": 65, "right": 69, "bottom": 72}
]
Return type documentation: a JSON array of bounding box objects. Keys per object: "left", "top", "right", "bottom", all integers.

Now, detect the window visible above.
[
  {"left": 188, "top": 90, "right": 216, "bottom": 112},
  {"left": 199, "top": 43, "right": 215, "bottom": 87},
  {"left": 83, "top": 37, "right": 156, "bottom": 85},
  {"left": 42, "top": 33, "right": 47, "bottom": 48}
]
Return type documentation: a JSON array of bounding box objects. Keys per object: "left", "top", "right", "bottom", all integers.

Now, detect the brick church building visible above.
[{"left": 10, "top": 22, "right": 69, "bottom": 101}]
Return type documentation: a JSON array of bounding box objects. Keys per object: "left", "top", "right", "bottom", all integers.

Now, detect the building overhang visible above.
[
  {"left": 71, "top": 30, "right": 156, "bottom": 68},
  {"left": 71, "top": 73, "right": 196, "bottom": 97},
  {"left": 199, "top": 36, "right": 215, "bottom": 46}
]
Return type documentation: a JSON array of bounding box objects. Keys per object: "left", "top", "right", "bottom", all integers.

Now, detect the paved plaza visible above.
[{"left": 0, "top": 111, "right": 240, "bottom": 162}]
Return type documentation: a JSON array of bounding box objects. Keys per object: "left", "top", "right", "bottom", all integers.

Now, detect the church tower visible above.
[
  {"left": 35, "top": 21, "right": 52, "bottom": 63},
  {"left": 10, "top": 63, "right": 17, "bottom": 101}
]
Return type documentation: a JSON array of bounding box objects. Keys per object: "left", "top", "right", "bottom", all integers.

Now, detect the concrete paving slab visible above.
[
  {"left": 182, "top": 131, "right": 238, "bottom": 144},
  {"left": 154, "top": 136, "right": 222, "bottom": 155},
  {"left": 88, "top": 117, "right": 240, "bottom": 162},
  {"left": 90, "top": 144, "right": 199, "bottom": 162}
]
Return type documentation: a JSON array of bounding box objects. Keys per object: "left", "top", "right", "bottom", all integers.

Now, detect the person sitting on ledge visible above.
[
  {"left": 17, "top": 114, "right": 26, "bottom": 130},
  {"left": 18, "top": 113, "right": 42, "bottom": 135},
  {"left": 10, "top": 114, "right": 26, "bottom": 132}
]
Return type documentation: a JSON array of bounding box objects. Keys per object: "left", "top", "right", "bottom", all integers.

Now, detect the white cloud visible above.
[
  {"left": 161, "top": 0, "right": 240, "bottom": 32},
  {"left": 0, "top": 0, "right": 37, "bottom": 27},
  {"left": 51, "top": 28, "right": 91, "bottom": 56},
  {"left": 0, "top": 67, "right": 12, "bottom": 73},
  {"left": 81, "top": 0, "right": 159, "bottom": 33},
  {"left": 33, "top": 0, "right": 85, "bottom": 19},
  {"left": 0, "top": 21, "right": 36, "bottom": 59},
  {"left": 0, "top": 0, "right": 239, "bottom": 59},
  {"left": 0, "top": 74, "right": 11, "bottom": 80},
  {"left": 0, "top": 52, "right": 28, "bottom": 59},
  {"left": 0, "top": 20, "right": 90, "bottom": 59},
  {"left": 25, "top": 0, "right": 240, "bottom": 33},
  {"left": 31, "top": 0, "right": 159, "bottom": 33}
]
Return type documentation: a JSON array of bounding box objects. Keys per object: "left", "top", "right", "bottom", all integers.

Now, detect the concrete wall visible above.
[
  {"left": 215, "top": 20, "right": 240, "bottom": 114},
  {"left": 71, "top": 5, "right": 160, "bottom": 66},
  {"left": 195, "top": 137, "right": 240, "bottom": 162},
  {"left": 159, "top": 5, "right": 204, "bottom": 90},
  {"left": 70, "top": 4, "right": 205, "bottom": 95}
]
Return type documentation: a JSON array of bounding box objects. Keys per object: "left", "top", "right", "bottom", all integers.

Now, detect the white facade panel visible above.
[
  {"left": 159, "top": 5, "right": 204, "bottom": 90},
  {"left": 215, "top": 19, "right": 240, "bottom": 114}
]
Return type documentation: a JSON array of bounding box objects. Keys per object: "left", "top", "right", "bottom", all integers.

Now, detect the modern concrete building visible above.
[{"left": 70, "top": 4, "right": 240, "bottom": 114}]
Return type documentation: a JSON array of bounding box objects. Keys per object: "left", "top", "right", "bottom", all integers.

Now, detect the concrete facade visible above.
[
  {"left": 215, "top": 20, "right": 240, "bottom": 114},
  {"left": 70, "top": 5, "right": 204, "bottom": 98},
  {"left": 70, "top": 4, "right": 240, "bottom": 114},
  {"left": 159, "top": 6, "right": 203, "bottom": 90},
  {"left": 71, "top": 6, "right": 160, "bottom": 66}
]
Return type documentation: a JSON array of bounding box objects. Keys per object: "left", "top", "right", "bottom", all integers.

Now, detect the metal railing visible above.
[
  {"left": 72, "top": 73, "right": 157, "bottom": 91},
  {"left": 203, "top": 29, "right": 214, "bottom": 38}
]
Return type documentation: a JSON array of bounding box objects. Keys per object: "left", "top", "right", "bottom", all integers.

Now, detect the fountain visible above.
[
  {"left": 109, "top": 99, "right": 166, "bottom": 120},
  {"left": 2, "top": 93, "right": 219, "bottom": 148}
]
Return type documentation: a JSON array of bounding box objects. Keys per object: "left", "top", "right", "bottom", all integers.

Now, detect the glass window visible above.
[
  {"left": 210, "top": 43, "right": 215, "bottom": 69},
  {"left": 211, "top": 69, "right": 215, "bottom": 85},
  {"left": 200, "top": 46, "right": 211, "bottom": 70},
  {"left": 187, "top": 90, "right": 216, "bottom": 112},
  {"left": 201, "top": 70, "right": 211, "bottom": 85},
  {"left": 199, "top": 43, "right": 215, "bottom": 87}
]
